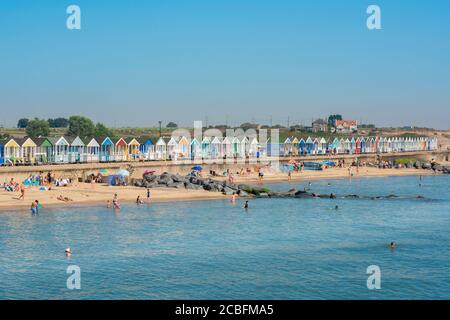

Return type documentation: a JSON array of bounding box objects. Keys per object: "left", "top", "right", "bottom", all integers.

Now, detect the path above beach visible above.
[{"left": 0, "top": 166, "right": 438, "bottom": 211}]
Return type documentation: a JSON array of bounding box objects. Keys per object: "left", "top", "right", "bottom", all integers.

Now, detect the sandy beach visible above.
[{"left": 0, "top": 166, "right": 439, "bottom": 212}]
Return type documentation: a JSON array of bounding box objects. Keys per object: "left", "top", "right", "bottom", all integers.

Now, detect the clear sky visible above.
[{"left": 0, "top": 0, "right": 449, "bottom": 129}]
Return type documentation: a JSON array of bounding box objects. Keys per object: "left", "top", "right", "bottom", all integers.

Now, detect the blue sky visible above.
[{"left": 0, "top": 0, "right": 449, "bottom": 129}]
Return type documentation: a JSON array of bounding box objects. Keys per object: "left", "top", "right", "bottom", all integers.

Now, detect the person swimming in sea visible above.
[
  {"left": 389, "top": 241, "right": 397, "bottom": 249},
  {"left": 231, "top": 192, "right": 236, "bottom": 203},
  {"left": 335, "top": 205, "right": 339, "bottom": 210},
  {"left": 65, "top": 248, "right": 72, "bottom": 256},
  {"left": 244, "top": 201, "right": 249, "bottom": 209},
  {"left": 136, "top": 195, "right": 144, "bottom": 204}
]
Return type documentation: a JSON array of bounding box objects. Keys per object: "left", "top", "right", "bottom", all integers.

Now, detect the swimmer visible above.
[
  {"left": 244, "top": 201, "right": 249, "bottom": 209},
  {"left": 106, "top": 200, "right": 111, "bottom": 208},
  {"left": 389, "top": 242, "right": 397, "bottom": 249},
  {"left": 136, "top": 196, "right": 144, "bottom": 204},
  {"left": 231, "top": 193, "right": 236, "bottom": 203},
  {"left": 30, "top": 202, "right": 37, "bottom": 215},
  {"left": 335, "top": 205, "right": 339, "bottom": 210},
  {"left": 65, "top": 248, "right": 72, "bottom": 256}
]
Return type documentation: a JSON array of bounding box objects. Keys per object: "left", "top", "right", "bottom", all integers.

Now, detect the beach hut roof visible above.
[
  {"left": 48, "top": 136, "right": 69, "bottom": 146},
  {"left": 320, "top": 137, "right": 327, "bottom": 143},
  {"left": 211, "top": 136, "right": 223, "bottom": 144},
  {"left": 190, "top": 137, "right": 199, "bottom": 145},
  {"left": 137, "top": 137, "right": 154, "bottom": 145},
  {"left": 85, "top": 138, "right": 100, "bottom": 147},
  {"left": 125, "top": 137, "right": 140, "bottom": 145},
  {"left": 167, "top": 137, "right": 179, "bottom": 145},
  {"left": 284, "top": 137, "right": 292, "bottom": 144},
  {"left": 222, "top": 136, "right": 231, "bottom": 144},
  {"left": 250, "top": 137, "right": 259, "bottom": 144},
  {"left": 291, "top": 137, "right": 299, "bottom": 144},
  {"left": 66, "top": 136, "right": 85, "bottom": 147},
  {"left": 201, "top": 136, "right": 211, "bottom": 144},
  {"left": 306, "top": 137, "right": 313, "bottom": 143},
  {"left": 98, "top": 137, "right": 114, "bottom": 145}
]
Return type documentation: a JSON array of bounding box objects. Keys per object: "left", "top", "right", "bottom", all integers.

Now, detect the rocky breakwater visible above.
[
  {"left": 412, "top": 161, "right": 450, "bottom": 174},
  {"left": 134, "top": 172, "right": 340, "bottom": 199}
]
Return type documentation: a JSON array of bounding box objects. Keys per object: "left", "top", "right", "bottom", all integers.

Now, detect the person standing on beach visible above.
[
  {"left": 112, "top": 194, "right": 120, "bottom": 209},
  {"left": 288, "top": 170, "right": 292, "bottom": 181},
  {"left": 18, "top": 183, "right": 25, "bottom": 200},
  {"left": 147, "top": 188, "right": 151, "bottom": 201}
]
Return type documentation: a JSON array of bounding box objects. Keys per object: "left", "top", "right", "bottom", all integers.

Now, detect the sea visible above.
[{"left": 0, "top": 175, "right": 449, "bottom": 299}]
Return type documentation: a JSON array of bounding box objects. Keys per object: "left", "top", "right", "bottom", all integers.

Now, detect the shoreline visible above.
[{"left": 0, "top": 167, "right": 442, "bottom": 212}]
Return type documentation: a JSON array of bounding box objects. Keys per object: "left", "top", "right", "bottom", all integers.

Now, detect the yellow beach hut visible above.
[{"left": 4, "top": 138, "right": 21, "bottom": 164}]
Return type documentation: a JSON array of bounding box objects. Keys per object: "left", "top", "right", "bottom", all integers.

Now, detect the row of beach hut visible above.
[{"left": 0, "top": 135, "right": 438, "bottom": 165}]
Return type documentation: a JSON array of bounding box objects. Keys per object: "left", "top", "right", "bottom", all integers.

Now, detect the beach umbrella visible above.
[
  {"left": 116, "top": 169, "right": 130, "bottom": 176},
  {"left": 191, "top": 166, "right": 203, "bottom": 171},
  {"left": 99, "top": 169, "right": 108, "bottom": 173}
]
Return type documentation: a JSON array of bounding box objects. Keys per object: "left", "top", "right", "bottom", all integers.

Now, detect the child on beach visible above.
[{"left": 136, "top": 196, "right": 144, "bottom": 204}]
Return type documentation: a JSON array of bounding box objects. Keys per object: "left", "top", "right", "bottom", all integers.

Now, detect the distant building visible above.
[
  {"left": 333, "top": 120, "right": 358, "bottom": 133},
  {"left": 312, "top": 119, "right": 328, "bottom": 133}
]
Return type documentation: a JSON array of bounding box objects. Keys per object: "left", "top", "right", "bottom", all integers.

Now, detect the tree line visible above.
[{"left": 20, "top": 116, "right": 114, "bottom": 138}]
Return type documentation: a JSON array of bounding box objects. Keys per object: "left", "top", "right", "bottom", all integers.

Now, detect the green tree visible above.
[
  {"left": 17, "top": 118, "right": 29, "bottom": 128},
  {"left": 67, "top": 116, "right": 95, "bottom": 137},
  {"left": 26, "top": 118, "right": 50, "bottom": 137},
  {"left": 328, "top": 114, "right": 343, "bottom": 127},
  {"left": 94, "top": 122, "right": 114, "bottom": 137},
  {"left": 166, "top": 122, "right": 178, "bottom": 128},
  {"left": 48, "top": 117, "right": 69, "bottom": 128}
]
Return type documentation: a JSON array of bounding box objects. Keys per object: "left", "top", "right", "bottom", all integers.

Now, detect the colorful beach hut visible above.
[
  {"left": 298, "top": 138, "right": 306, "bottom": 155},
  {"left": 155, "top": 137, "right": 169, "bottom": 160},
  {"left": 100, "top": 137, "right": 115, "bottom": 162},
  {"left": 85, "top": 138, "right": 100, "bottom": 163},
  {"left": 17, "top": 137, "right": 37, "bottom": 164},
  {"left": 0, "top": 140, "right": 4, "bottom": 164},
  {"left": 2, "top": 138, "right": 21, "bottom": 164},
  {"left": 190, "top": 138, "right": 201, "bottom": 159},
  {"left": 125, "top": 138, "right": 140, "bottom": 161},
  {"left": 305, "top": 137, "right": 314, "bottom": 155},
  {"left": 210, "top": 137, "right": 223, "bottom": 159},
  {"left": 177, "top": 136, "right": 190, "bottom": 159},
  {"left": 201, "top": 137, "right": 211, "bottom": 159},
  {"left": 66, "top": 136, "right": 86, "bottom": 163},
  {"left": 139, "top": 137, "right": 155, "bottom": 160},
  {"left": 112, "top": 138, "right": 128, "bottom": 161}
]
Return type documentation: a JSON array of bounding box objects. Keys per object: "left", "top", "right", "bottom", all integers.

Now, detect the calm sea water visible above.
[{"left": 0, "top": 175, "right": 449, "bottom": 300}]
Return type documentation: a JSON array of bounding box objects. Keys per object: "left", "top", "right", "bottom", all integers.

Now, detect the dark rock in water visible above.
[
  {"left": 294, "top": 190, "right": 307, "bottom": 196},
  {"left": 345, "top": 194, "right": 360, "bottom": 199},
  {"left": 417, "top": 195, "right": 425, "bottom": 199},
  {"left": 330, "top": 193, "right": 337, "bottom": 199},
  {"left": 386, "top": 194, "right": 398, "bottom": 199},
  {"left": 288, "top": 188, "right": 297, "bottom": 193},
  {"left": 414, "top": 161, "right": 422, "bottom": 169}
]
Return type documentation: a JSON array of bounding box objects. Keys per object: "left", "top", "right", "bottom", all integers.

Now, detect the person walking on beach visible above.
[
  {"left": 147, "top": 188, "right": 151, "bottom": 201},
  {"left": 18, "top": 183, "right": 25, "bottom": 200}
]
